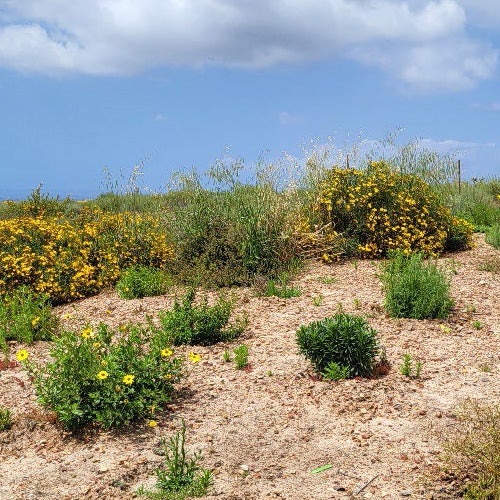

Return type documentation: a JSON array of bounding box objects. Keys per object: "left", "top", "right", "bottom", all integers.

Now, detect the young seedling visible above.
[
  {"left": 400, "top": 353, "right": 422, "bottom": 378},
  {"left": 233, "top": 344, "right": 249, "bottom": 370}
]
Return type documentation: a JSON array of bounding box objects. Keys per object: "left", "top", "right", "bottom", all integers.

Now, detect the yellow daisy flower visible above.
[
  {"left": 161, "top": 348, "right": 173, "bottom": 358},
  {"left": 96, "top": 370, "right": 109, "bottom": 380},
  {"left": 122, "top": 374, "right": 135, "bottom": 385},
  {"left": 16, "top": 349, "right": 29, "bottom": 362},
  {"left": 188, "top": 352, "right": 201, "bottom": 363}
]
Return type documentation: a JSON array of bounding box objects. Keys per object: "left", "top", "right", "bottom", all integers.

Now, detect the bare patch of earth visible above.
[{"left": 0, "top": 235, "right": 499, "bottom": 499}]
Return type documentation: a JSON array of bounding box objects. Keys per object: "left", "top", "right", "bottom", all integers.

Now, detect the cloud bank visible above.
[{"left": 0, "top": 0, "right": 497, "bottom": 91}]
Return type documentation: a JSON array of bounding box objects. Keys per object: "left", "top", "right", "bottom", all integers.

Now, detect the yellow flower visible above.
[
  {"left": 148, "top": 420, "right": 157, "bottom": 428},
  {"left": 122, "top": 374, "right": 135, "bottom": 385},
  {"left": 96, "top": 370, "right": 109, "bottom": 380},
  {"left": 16, "top": 349, "right": 29, "bottom": 362},
  {"left": 188, "top": 352, "right": 201, "bottom": 363},
  {"left": 161, "top": 348, "right": 173, "bottom": 358},
  {"left": 92, "top": 342, "right": 101, "bottom": 349},
  {"left": 81, "top": 327, "right": 94, "bottom": 339},
  {"left": 31, "top": 316, "right": 40, "bottom": 328},
  {"left": 62, "top": 313, "right": 73, "bottom": 320},
  {"left": 163, "top": 373, "right": 173, "bottom": 380}
]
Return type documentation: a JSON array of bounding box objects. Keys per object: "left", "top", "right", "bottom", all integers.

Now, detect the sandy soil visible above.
[{"left": 0, "top": 235, "right": 499, "bottom": 500}]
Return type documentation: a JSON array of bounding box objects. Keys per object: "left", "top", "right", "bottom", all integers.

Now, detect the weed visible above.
[
  {"left": 317, "top": 276, "right": 336, "bottom": 285},
  {"left": 296, "top": 313, "right": 380, "bottom": 378},
  {"left": 233, "top": 344, "right": 249, "bottom": 370},
  {"left": 312, "top": 295, "right": 324, "bottom": 307},
  {"left": 478, "top": 257, "right": 500, "bottom": 274},
  {"left": 380, "top": 251, "right": 454, "bottom": 320},
  {"left": 138, "top": 419, "right": 212, "bottom": 499},
  {"left": 485, "top": 223, "right": 500, "bottom": 250},
  {"left": 399, "top": 353, "right": 422, "bottom": 378},
  {"left": 472, "top": 320, "right": 483, "bottom": 330},
  {"left": 439, "top": 324, "right": 452, "bottom": 334},
  {"left": 116, "top": 266, "right": 171, "bottom": 299},
  {"left": 353, "top": 297, "right": 361, "bottom": 310},
  {"left": 478, "top": 363, "right": 492, "bottom": 373},
  {"left": 321, "top": 361, "right": 349, "bottom": 381},
  {"left": 260, "top": 273, "right": 301, "bottom": 299},
  {"left": 0, "top": 405, "right": 12, "bottom": 431},
  {"left": 222, "top": 350, "right": 232, "bottom": 362},
  {"left": 465, "top": 303, "right": 477, "bottom": 314},
  {"left": 441, "top": 399, "right": 500, "bottom": 499}
]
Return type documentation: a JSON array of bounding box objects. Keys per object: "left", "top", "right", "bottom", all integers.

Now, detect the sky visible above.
[{"left": 0, "top": 0, "right": 499, "bottom": 200}]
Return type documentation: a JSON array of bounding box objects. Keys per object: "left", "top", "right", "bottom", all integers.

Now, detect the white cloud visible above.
[
  {"left": 278, "top": 111, "right": 303, "bottom": 126},
  {"left": 0, "top": 0, "right": 497, "bottom": 91},
  {"left": 153, "top": 113, "right": 166, "bottom": 121}
]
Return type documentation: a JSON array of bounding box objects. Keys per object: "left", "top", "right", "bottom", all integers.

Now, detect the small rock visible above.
[{"left": 400, "top": 491, "right": 411, "bottom": 497}]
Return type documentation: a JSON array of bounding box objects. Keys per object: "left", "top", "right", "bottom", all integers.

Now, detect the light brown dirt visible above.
[{"left": 0, "top": 235, "right": 499, "bottom": 500}]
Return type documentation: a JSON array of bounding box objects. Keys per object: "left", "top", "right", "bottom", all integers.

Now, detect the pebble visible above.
[{"left": 400, "top": 491, "right": 411, "bottom": 497}]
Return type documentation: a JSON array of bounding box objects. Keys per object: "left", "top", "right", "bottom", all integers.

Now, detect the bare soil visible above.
[{"left": 1, "top": 235, "right": 499, "bottom": 500}]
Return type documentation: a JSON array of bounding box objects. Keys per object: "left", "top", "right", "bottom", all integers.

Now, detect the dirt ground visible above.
[{"left": 1, "top": 235, "right": 499, "bottom": 500}]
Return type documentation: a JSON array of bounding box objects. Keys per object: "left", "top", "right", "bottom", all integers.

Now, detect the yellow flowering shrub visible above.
[
  {"left": 303, "top": 161, "right": 473, "bottom": 261},
  {"left": 0, "top": 209, "right": 174, "bottom": 303}
]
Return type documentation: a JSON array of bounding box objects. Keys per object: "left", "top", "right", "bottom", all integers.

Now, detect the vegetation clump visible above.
[{"left": 116, "top": 265, "right": 171, "bottom": 299}]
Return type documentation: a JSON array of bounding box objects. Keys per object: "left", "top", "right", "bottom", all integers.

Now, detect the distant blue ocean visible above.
[{"left": 0, "top": 188, "right": 101, "bottom": 202}]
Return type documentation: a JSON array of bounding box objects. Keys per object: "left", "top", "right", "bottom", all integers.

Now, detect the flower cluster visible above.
[
  {"left": 0, "top": 209, "right": 175, "bottom": 303},
  {"left": 302, "top": 161, "right": 473, "bottom": 261}
]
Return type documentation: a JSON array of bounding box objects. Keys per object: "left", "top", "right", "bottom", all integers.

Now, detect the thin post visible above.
[
  {"left": 458, "top": 159, "right": 461, "bottom": 194},
  {"left": 346, "top": 154, "right": 350, "bottom": 169}
]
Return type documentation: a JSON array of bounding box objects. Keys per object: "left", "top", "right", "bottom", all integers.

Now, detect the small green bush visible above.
[
  {"left": 0, "top": 405, "right": 12, "bottom": 431},
  {"left": 321, "top": 361, "right": 349, "bottom": 381},
  {"left": 233, "top": 344, "right": 249, "bottom": 369},
  {"left": 19, "top": 323, "right": 184, "bottom": 430},
  {"left": 485, "top": 223, "right": 500, "bottom": 250},
  {"left": 116, "top": 265, "right": 171, "bottom": 299},
  {"left": 156, "top": 289, "right": 247, "bottom": 346},
  {"left": 296, "top": 313, "right": 380, "bottom": 378},
  {"left": 0, "top": 286, "right": 58, "bottom": 354},
  {"left": 380, "top": 251, "right": 454, "bottom": 319},
  {"left": 138, "top": 419, "right": 212, "bottom": 499},
  {"left": 259, "top": 273, "right": 301, "bottom": 298}
]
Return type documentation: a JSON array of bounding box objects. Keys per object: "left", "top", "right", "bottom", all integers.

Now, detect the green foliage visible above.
[
  {"left": 138, "top": 419, "right": 212, "bottom": 499},
  {"left": 222, "top": 350, "right": 231, "bottom": 362},
  {"left": 296, "top": 313, "right": 380, "bottom": 378},
  {"left": 0, "top": 286, "right": 58, "bottom": 354},
  {"left": 20, "top": 323, "right": 184, "bottom": 430},
  {"left": 485, "top": 223, "right": 500, "bottom": 249},
  {"left": 0, "top": 405, "right": 12, "bottom": 431},
  {"left": 442, "top": 400, "right": 500, "bottom": 499},
  {"left": 380, "top": 251, "right": 454, "bottom": 320},
  {"left": 321, "top": 361, "right": 349, "bottom": 381},
  {"left": 399, "top": 354, "right": 422, "bottom": 378},
  {"left": 233, "top": 344, "right": 249, "bottom": 369},
  {"left": 260, "top": 273, "right": 301, "bottom": 299},
  {"left": 116, "top": 265, "right": 171, "bottom": 299},
  {"left": 156, "top": 289, "right": 247, "bottom": 346},
  {"left": 478, "top": 257, "right": 500, "bottom": 274}
]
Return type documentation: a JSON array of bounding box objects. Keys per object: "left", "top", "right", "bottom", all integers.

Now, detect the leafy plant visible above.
[
  {"left": 321, "top": 361, "right": 349, "bottom": 381},
  {"left": 19, "top": 323, "right": 184, "bottom": 430},
  {"left": 0, "top": 286, "right": 58, "bottom": 355},
  {"left": 222, "top": 350, "right": 231, "bottom": 362},
  {"left": 260, "top": 273, "right": 301, "bottom": 299},
  {"left": 156, "top": 289, "right": 247, "bottom": 346},
  {"left": 116, "top": 265, "right": 171, "bottom": 299},
  {"left": 399, "top": 353, "right": 422, "bottom": 378},
  {"left": 138, "top": 419, "right": 212, "bottom": 499},
  {"left": 472, "top": 320, "right": 483, "bottom": 330},
  {"left": 233, "top": 344, "right": 249, "bottom": 370},
  {"left": 485, "top": 223, "right": 500, "bottom": 250},
  {"left": 296, "top": 313, "right": 380, "bottom": 378},
  {"left": 442, "top": 399, "right": 500, "bottom": 499},
  {"left": 380, "top": 251, "right": 454, "bottom": 320},
  {"left": 317, "top": 276, "right": 336, "bottom": 285},
  {"left": 0, "top": 405, "right": 12, "bottom": 431},
  {"left": 312, "top": 295, "right": 324, "bottom": 307},
  {"left": 478, "top": 257, "right": 500, "bottom": 274}
]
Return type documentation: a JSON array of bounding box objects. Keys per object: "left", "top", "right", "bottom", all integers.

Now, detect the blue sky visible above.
[{"left": 0, "top": 0, "right": 499, "bottom": 200}]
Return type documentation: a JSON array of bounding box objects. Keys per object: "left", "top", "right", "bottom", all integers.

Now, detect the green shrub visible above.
[
  {"left": 116, "top": 265, "right": 171, "bottom": 299},
  {"left": 296, "top": 313, "right": 380, "bottom": 378},
  {"left": 19, "top": 323, "right": 184, "bottom": 430},
  {"left": 233, "top": 344, "right": 249, "bottom": 369},
  {"left": 0, "top": 286, "right": 58, "bottom": 354},
  {"left": 442, "top": 400, "right": 500, "bottom": 499},
  {"left": 380, "top": 251, "right": 454, "bottom": 319},
  {"left": 258, "top": 273, "right": 301, "bottom": 298},
  {"left": 0, "top": 405, "right": 12, "bottom": 431},
  {"left": 485, "top": 223, "right": 500, "bottom": 250},
  {"left": 321, "top": 361, "right": 349, "bottom": 381},
  {"left": 156, "top": 289, "right": 247, "bottom": 346},
  {"left": 138, "top": 419, "right": 212, "bottom": 499}
]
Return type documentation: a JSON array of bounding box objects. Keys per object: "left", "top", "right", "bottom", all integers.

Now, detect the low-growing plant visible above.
[
  {"left": 18, "top": 323, "right": 184, "bottom": 430},
  {"left": 156, "top": 288, "right": 247, "bottom": 346},
  {"left": 312, "top": 295, "right": 323, "bottom": 307},
  {"left": 296, "top": 313, "right": 380, "bottom": 378},
  {"left": 442, "top": 399, "right": 500, "bottom": 499},
  {"left": 400, "top": 353, "right": 422, "bottom": 378},
  {"left": 485, "top": 222, "right": 500, "bottom": 250},
  {"left": 317, "top": 276, "right": 336, "bottom": 285},
  {"left": 0, "top": 286, "right": 58, "bottom": 355},
  {"left": 0, "top": 405, "right": 12, "bottom": 431},
  {"left": 478, "top": 257, "right": 500, "bottom": 274},
  {"left": 260, "top": 273, "right": 301, "bottom": 299},
  {"left": 138, "top": 419, "right": 213, "bottom": 499},
  {"left": 380, "top": 251, "right": 454, "bottom": 320},
  {"left": 222, "top": 350, "right": 231, "bottom": 362},
  {"left": 233, "top": 344, "right": 249, "bottom": 369},
  {"left": 472, "top": 320, "right": 483, "bottom": 330},
  {"left": 321, "top": 361, "right": 349, "bottom": 381},
  {"left": 116, "top": 265, "right": 171, "bottom": 299}
]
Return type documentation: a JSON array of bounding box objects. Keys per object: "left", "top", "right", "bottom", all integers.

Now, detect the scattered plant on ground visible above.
[
  {"left": 478, "top": 257, "right": 500, "bottom": 274},
  {"left": 18, "top": 323, "right": 184, "bottom": 430},
  {"left": 317, "top": 276, "right": 336, "bottom": 285},
  {"left": 138, "top": 419, "right": 213, "bottom": 499},
  {"left": 321, "top": 361, "right": 349, "bottom": 381},
  {"left": 472, "top": 320, "right": 483, "bottom": 330},
  {"left": 296, "top": 313, "right": 380, "bottom": 378},
  {"left": 0, "top": 405, "right": 12, "bottom": 431},
  {"left": 485, "top": 223, "right": 500, "bottom": 250},
  {"left": 312, "top": 294, "right": 323, "bottom": 307},
  {"left": 156, "top": 288, "right": 247, "bottom": 346},
  {"left": 441, "top": 399, "right": 500, "bottom": 499},
  {"left": 399, "top": 353, "right": 422, "bottom": 378},
  {"left": 380, "top": 251, "right": 454, "bottom": 320},
  {"left": 233, "top": 344, "right": 249, "bottom": 369},
  {"left": 222, "top": 350, "right": 231, "bottom": 362},
  {"left": 257, "top": 273, "right": 301, "bottom": 299},
  {"left": 0, "top": 286, "right": 58, "bottom": 355},
  {"left": 116, "top": 265, "right": 171, "bottom": 299}
]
